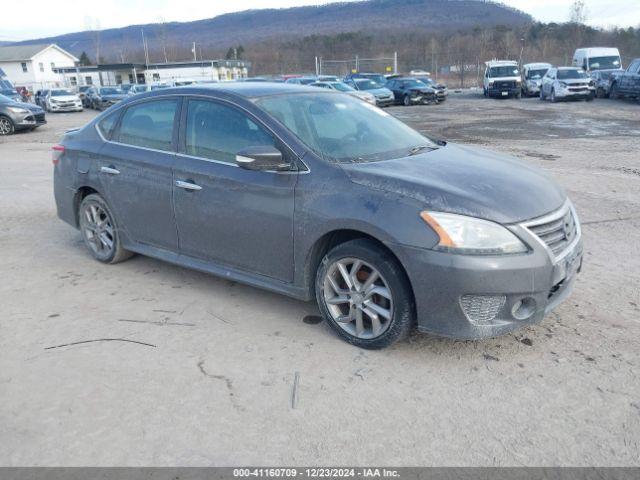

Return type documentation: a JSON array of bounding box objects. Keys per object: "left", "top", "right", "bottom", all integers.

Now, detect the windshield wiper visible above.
[{"left": 408, "top": 145, "right": 437, "bottom": 156}]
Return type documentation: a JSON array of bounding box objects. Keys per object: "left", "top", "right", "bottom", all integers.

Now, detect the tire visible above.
[
  {"left": 315, "top": 239, "right": 414, "bottom": 349},
  {"left": 596, "top": 88, "right": 606, "bottom": 99},
  {"left": 0, "top": 115, "right": 15, "bottom": 135},
  {"left": 586, "top": 92, "right": 595, "bottom": 102},
  {"left": 403, "top": 94, "right": 411, "bottom": 106},
  {"left": 515, "top": 92, "right": 522, "bottom": 99},
  {"left": 483, "top": 87, "right": 488, "bottom": 97},
  {"left": 540, "top": 89, "right": 545, "bottom": 101},
  {"left": 550, "top": 89, "right": 558, "bottom": 103},
  {"left": 78, "top": 193, "right": 133, "bottom": 264},
  {"left": 610, "top": 83, "right": 619, "bottom": 100}
]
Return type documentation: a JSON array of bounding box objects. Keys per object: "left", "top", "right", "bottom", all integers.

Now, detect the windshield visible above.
[
  {"left": 99, "top": 87, "right": 123, "bottom": 95},
  {"left": 526, "top": 69, "right": 548, "bottom": 79},
  {"left": 51, "top": 89, "right": 72, "bottom": 96},
  {"left": 354, "top": 79, "right": 381, "bottom": 91},
  {"left": 557, "top": 69, "right": 588, "bottom": 80},
  {"left": 361, "top": 74, "right": 386, "bottom": 84},
  {"left": 256, "top": 93, "right": 436, "bottom": 163},
  {"left": 589, "top": 56, "right": 621, "bottom": 70},
  {"left": 489, "top": 66, "right": 519, "bottom": 77},
  {"left": 402, "top": 79, "right": 427, "bottom": 88},
  {"left": 331, "top": 82, "right": 354, "bottom": 92},
  {"left": 417, "top": 77, "right": 435, "bottom": 86}
]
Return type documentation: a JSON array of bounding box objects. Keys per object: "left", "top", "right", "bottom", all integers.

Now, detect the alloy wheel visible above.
[
  {"left": 81, "top": 201, "right": 115, "bottom": 257},
  {"left": 0, "top": 117, "right": 13, "bottom": 135},
  {"left": 322, "top": 257, "right": 394, "bottom": 339}
]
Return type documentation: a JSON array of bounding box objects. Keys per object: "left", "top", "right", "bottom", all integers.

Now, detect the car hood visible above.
[
  {"left": 409, "top": 87, "right": 435, "bottom": 94},
  {"left": 340, "top": 143, "right": 565, "bottom": 224},
  {"left": 50, "top": 95, "right": 78, "bottom": 101},
  {"left": 0, "top": 99, "right": 42, "bottom": 112},
  {"left": 366, "top": 87, "right": 393, "bottom": 96},
  {"left": 561, "top": 78, "right": 591, "bottom": 85}
]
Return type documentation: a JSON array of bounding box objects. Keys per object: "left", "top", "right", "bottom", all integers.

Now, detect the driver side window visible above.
[{"left": 185, "top": 99, "right": 275, "bottom": 164}]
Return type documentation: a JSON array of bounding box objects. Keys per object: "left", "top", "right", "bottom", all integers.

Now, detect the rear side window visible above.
[
  {"left": 97, "top": 111, "right": 120, "bottom": 140},
  {"left": 117, "top": 99, "right": 179, "bottom": 151},
  {"left": 184, "top": 99, "right": 274, "bottom": 163}
]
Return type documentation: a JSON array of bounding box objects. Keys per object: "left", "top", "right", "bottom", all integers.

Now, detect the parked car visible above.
[
  {"left": 590, "top": 69, "right": 621, "bottom": 98},
  {"left": 344, "top": 78, "right": 394, "bottom": 107},
  {"left": 35, "top": 89, "right": 49, "bottom": 108},
  {"left": 310, "top": 81, "right": 376, "bottom": 105},
  {"left": 521, "top": 63, "right": 552, "bottom": 97},
  {"left": 608, "top": 58, "right": 640, "bottom": 101},
  {"left": 44, "top": 89, "right": 83, "bottom": 112},
  {"left": 285, "top": 77, "right": 317, "bottom": 85},
  {"left": 540, "top": 67, "right": 595, "bottom": 102},
  {"left": 127, "top": 83, "right": 171, "bottom": 96},
  {"left": 0, "top": 93, "right": 46, "bottom": 135},
  {"left": 345, "top": 73, "right": 387, "bottom": 86},
  {"left": 77, "top": 85, "right": 95, "bottom": 107},
  {"left": 53, "top": 83, "right": 582, "bottom": 349},
  {"left": 483, "top": 60, "right": 521, "bottom": 98},
  {"left": 411, "top": 76, "right": 447, "bottom": 102},
  {"left": 386, "top": 77, "right": 437, "bottom": 106},
  {"left": 573, "top": 47, "right": 622, "bottom": 73},
  {"left": 87, "top": 86, "right": 127, "bottom": 110}
]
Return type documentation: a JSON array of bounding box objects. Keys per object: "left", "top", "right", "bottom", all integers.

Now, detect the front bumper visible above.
[
  {"left": 375, "top": 97, "right": 395, "bottom": 107},
  {"left": 390, "top": 217, "right": 583, "bottom": 339},
  {"left": 13, "top": 111, "right": 46, "bottom": 129},
  {"left": 556, "top": 87, "right": 595, "bottom": 99},
  {"left": 409, "top": 93, "right": 437, "bottom": 104},
  {"left": 487, "top": 86, "right": 520, "bottom": 98},
  {"left": 49, "top": 103, "right": 83, "bottom": 112}
]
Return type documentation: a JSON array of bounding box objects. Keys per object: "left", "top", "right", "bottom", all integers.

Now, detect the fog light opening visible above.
[{"left": 511, "top": 297, "right": 536, "bottom": 321}]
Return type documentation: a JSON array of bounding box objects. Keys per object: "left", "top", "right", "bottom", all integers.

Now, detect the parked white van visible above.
[
  {"left": 483, "top": 60, "right": 521, "bottom": 98},
  {"left": 573, "top": 48, "right": 622, "bottom": 72}
]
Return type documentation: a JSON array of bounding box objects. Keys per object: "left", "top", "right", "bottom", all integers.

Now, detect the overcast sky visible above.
[{"left": 1, "top": 0, "right": 639, "bottom": 42}]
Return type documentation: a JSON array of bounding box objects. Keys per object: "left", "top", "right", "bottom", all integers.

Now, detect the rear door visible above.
[
  {"left": 173, "top": 97, "right": 296, "bottom": 282},
  {"left": 98, "top": 97, "right": 180, "bottom": 250}
]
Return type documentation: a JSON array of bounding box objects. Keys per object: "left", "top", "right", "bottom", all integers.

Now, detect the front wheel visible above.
[
  {"left": 610, "top": 83, "right": 619, "bottom": 100},
  {"left": 0, "top": 115, "right": 15, "bottom": 135},
  {"left": 550, "top": 89, "right": 558, "bottom": 103},
  {"left": 403, "top": 95, "right": 411, "bottom": 106},
  {"left": 315, "top": 239, "right": 414, "bottom": 349},
  {"left": 79, "top": 194, "right": 133, "bottom": 264}
]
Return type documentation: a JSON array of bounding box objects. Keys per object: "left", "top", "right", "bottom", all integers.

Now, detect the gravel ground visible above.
[{"left": 0, "top": 93, "right": 639, "bottom": 466}]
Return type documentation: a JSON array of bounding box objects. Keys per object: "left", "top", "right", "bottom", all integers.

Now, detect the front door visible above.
[
  {"left": 99, "top": 97, "right": 180, "bottom": 250},
  {"left": 173, "top": 98, "right": 296, "bottom": 282}
]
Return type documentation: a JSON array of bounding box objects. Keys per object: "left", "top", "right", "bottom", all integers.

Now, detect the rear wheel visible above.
[
  {"left": 78, "top": 193, "right": 133, "bottom": 264},
  {"left": 315, "top": 239, "right": 414, "bottom": 349},
  {"left": 610, "top": 83, "right": 619, "bottom": 99},
  {"left": 0, "top": 115, "right": 15, "bottom": 135}
]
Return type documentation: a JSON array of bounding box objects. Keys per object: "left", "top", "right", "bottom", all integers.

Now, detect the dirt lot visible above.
[{"left": 1, "top": 93, "right": 639, "bottom": 466}]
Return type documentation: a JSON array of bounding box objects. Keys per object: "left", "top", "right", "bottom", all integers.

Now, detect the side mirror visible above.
[{"left": 236, "top": 145, "right": 291, "bottom": 172}]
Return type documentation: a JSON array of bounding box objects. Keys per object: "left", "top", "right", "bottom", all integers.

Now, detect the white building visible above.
[
  {"left": 0, "top": 44, "right": 78, "bottom": 91},
  {"left": 54, "top": 60, "right": 250, "bottom": 88}
]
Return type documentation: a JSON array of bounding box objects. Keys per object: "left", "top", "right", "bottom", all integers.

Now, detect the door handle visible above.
[
  {"left": 175, "top": 180, "right": 202, "bottom": 191},
  {"left": 100, "top": 166, "right": 120, "bottom": 175}
]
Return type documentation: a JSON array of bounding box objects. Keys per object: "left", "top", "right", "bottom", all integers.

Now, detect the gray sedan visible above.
[
  {"left": 53, "top": 84, "right": 582, "bottom": 348},
  {"left": 0, "top": 94, "right": 46, "bottom": 135}
]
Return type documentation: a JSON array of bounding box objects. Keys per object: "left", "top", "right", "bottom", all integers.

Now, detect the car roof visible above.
[
  {"left": 557, "top": 66, "right": 581, "bottom": 70},
  {"left": 524, "top": 63, "right": 552, "bottom": 68},
  {"left": 130, "top": 82, "right": 323, "bottom": 101}
]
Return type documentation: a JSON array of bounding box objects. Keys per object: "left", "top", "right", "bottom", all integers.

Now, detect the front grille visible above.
[
  {"left": 459, "top": 295, "right": 506, "bottom": 326},
  {"left": 525, "top": 204, "right": 578, "bottom": 258},
  {"left": 495, "top": 81, "right": 515, "bottom": 89},
  {"left": 34, "top": 113, "right": 45, "bottom": 122}
]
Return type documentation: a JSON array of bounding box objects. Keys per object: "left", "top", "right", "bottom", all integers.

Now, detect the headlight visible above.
[
  {"left": 420, "top": 211, "right": 528, "bottom": 255},
  {"left": 7, "top": 107, "right": 29, "bottom": 114},
  {"left": 559, "top": 82, "right": 568, "bottom": 88}
]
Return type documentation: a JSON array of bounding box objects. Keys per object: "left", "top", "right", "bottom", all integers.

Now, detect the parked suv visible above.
[
  {"left": 609, "top": 58, "right": 640, "bottom": 101},
  {"left": 0, "top": 93, "right": 46, "bottom": 135},
  {"left": 87, "top": 86, "right": 127, "bottom": 110},
  {"left": 483, "top": 60, "right": 521, "bottom": 98},
  {"left": 540, "top": 67, "right": 595, "bottom": 102},
  {"left": 53, "top": 84, "right": 582, "bottom": 349}
]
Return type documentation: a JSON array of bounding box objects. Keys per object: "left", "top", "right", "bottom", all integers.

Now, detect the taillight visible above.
[{"left": 52, "top": 145, "right": 65, "bottom": 166}]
